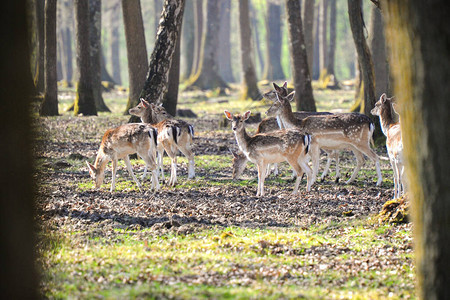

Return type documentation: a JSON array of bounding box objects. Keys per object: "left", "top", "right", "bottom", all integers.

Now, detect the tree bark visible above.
[
  {"left": 187, "top": 0, "right": 228, "bottom": 91},
  {"left": 110, "top": 1, "right": 122, "bottom": 85},
  {"left": 0, "top": 1, "right": 38, "bottom": 297},
  {"left": 140, "top": 0, "right": 185, "bottom": 103},
  {"left": 319, "top": 0, "right": 328, "bottom": 74},
  {"left": 382, "top": 1, "right": 450, "bottom": 298},
  {"left": 369, "top": 5, "right": 389, "bottom": 99},
  {"left": 122, "top": 0, "right": 149, "bottom": 114},
  {"left": 303, "top": 0, "right": 315, "bottom": 74},
  {"left": 250, "top": 2, "right": 264, "bottom": 74},
  {"left": 60, "top": 0, "right": 73, "bottom": 86},
  {"left": 89, "top": 0, "right": 110, "bottom": 112},
  {"left": 238, "top": 0, "right": 260, "bottom": 101},
  {"left": 285, "top": 0, "right": 316, "bottom": 112},
  {"left": 347, "top": 0, "right": 379, "bottom": 135},
  {"left": 262, "top": 2, "right": 285, "bottom": 81},
  {"left": 326, "top": 0, "right": 337, "bottom": 80},
  {"left": 40, "top": 0, "right": 59, "bottom": 116},
  {"left": 217, "top": 0, "right": 234, "bottom": 83},
  {"left": 163, "top": 19, "right": 182, "bottom": 116},
  {"left": 74, "top": 0, "right": 97, "bottom": 116}
]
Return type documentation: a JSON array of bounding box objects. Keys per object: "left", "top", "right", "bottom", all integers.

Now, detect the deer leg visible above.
[
  {"left": 110, "top": 159, "right": 118, "bottom": 192},
  {"left": 346, "top": 150, "right": 364, "bottom": 185},
  {"left": 357, "top": 145, "right": 382, "bottom": 186},
  {"left": 320, "top": 150, "right": 332, "bottom": 182},
  {"left": 298, "top": 155, "right": 313, "bottom": 192},
  {"left": 257, "top": 163, "right": 267, "bottom": 197},
  {"left": 139, "top": 150, "right": 159, "bottom": 191},
  {"left": 272, "top": 163, "right": 279, "bottom": 176},
  {"left": 178, "top": 146, "right": 195, "bottom": 179},
  {"left": 157, "top": 146, "right": 165, "bottom": 183},
  {"left": 124, "top": 156, "right": 142, "bottom": 192},
  {"left": 309, "top": 143, "right": 320, "bottom": 186}
]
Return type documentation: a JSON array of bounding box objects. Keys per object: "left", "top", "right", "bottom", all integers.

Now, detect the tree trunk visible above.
[
  {"left": 35, "top": 0, "right": 45, "bottom": 94},
  {"left": 250, "top": 2, "right": 264, "bottom": 74},
  {"left": 262, "top": 2, "right": 285, "bottom": 80},
  {"left": 89, "top": 0, "right": 110, "bottom": 112},
  {"left": 319, "top": 0, "right": 328, "bottom": 74},
  {"left": 40, "top": 0, "right": 58, "bottom": 116},
  {"left": 347, "top": 0, "right": 379, "bottom": 135},
  {"left": 238, "top": 0, "right": 260, "bottom": 101},
  {"left": 189, "top": 0, "right": 203, "bottom": 79},
  {"left": 101, "top": 50, "right": 116, "bottom": 83},
  {"left": 139, "top": 0, "right": 185, "bottom": 104},
  {"left": 303, "top": 0, "right": 315, "bottom": 73},
  {"left": 180, "top": 0, "right": 194, "bottom": 80},
  {"left": 285, "top": 0, "right": 316, "bottom": 112},
  {"left": 187, "top": 0, "right": 228, "bottom": 91},
  {"left": 74, "top": 0, "right": 97, "bottom": 116},
  {"left": 326, "top": 0, "right": 337, "bottom": 80},
  {"left": 217, "top": 0, "right": 234, "bottom": 83},
  {"left": 163, "top": 25, "right": 181, "bottom": 116},
  {"left": 312, "top": 3, "right": 320, "bottom": 79},
  {"left": 122, "top": 0, "right": 149, "bottom": 114},
  {"left": 382, "top": 1, "right": 450, "bottom": 298},
  {"left": 369, "top": 5, "right": 389, "bottom": 99},
  {"left": 60, "top": 0, "right": 74, "bottom": 86},
  {"left": 0, "top": 1, "right": 39, "bottom": 297},
  {"left": 110, "top": 1, "right": 122, "bottom": 85}
]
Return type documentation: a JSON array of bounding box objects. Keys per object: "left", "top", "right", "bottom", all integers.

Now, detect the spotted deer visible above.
[
  {"left": 231, "top": 111, "right": 340, "bottom": 181},
  {"left": 224, "top": 110, "right": 313, "bottom": 197},
  {"left": 129, "top": 99, "right": 195, "bottom": 186},
  {"left": 266, "top": 83, "right": 382, "bottom": 186},
  {"left": 371, "top": 94, "right": 404, "bottom": 198},
  {"left": 86, "top": 123, "right": 159, "bottom": 192}
]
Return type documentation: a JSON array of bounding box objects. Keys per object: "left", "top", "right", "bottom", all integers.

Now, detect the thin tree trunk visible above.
[
  {"left": 187, "top": 0, "right": 228, "bottom": 91},
  {"left": 139, "top": 0, "right": 185, "bottom": 103},
  {"left": 163, "top": 24, "right": 182, "bottom": 116},
  {"left": 369, "top": 5, "right": 389, "bottom": 99},
  {"left": 319, "top": 0, "right": 328, "bottom": 74},
  {"left": 35, "top": 0, "right": 45, "bottom": 93},
  {"left": 122, "top": 0, "right": 149, "bottom": 114},
  {"left": 238, "top": 0, "right": 260, "bottom": 101},
  {"left": 217, "top": 0, "right": 234, "bottom": 83},
  {"left": 285, "top": 0, "right": 316, "bottom": 111},
  {"left": 262, "top": 2, "right": 285, "bottom": 80},
  {"left": 347, "top": 0, "right": 379, "bottom": 135},
  {"left": 250, "top": 2, "right": 264, "bottom": 74},
  {"left": 89, "top": 0, "right": 110, "bottom": 112},
  {"left": 180, "top": 0, "right": 194, "bottom": 80},
  {"left": 110, "top": 1, "right": 122, "bottom": 85},
  {"left": 303, "top": 0, "right": 315, "bottom": 74},
  {"left": 1, "top": 2, "right": 38, "bottom": 298},
  {"left": 40, "top": 0, "right": 58, "bottom": 116},
  {"left": 189, "top": 0, "right": 203, "bottom": 79},
  {"left": 60, "top": 0, "right": 73, "bottom": 86},
  {"left": 74, "top": 0, "right": 97, "bottom": 116},
  {"left": 382, "top": 1, "right": 450, "bottom": 298},
  {"left": 312, "top": 3, "right": 320, "bottom": 79},
  {"left": 326, "top": 0, "right": 337, "bottom": 81}
]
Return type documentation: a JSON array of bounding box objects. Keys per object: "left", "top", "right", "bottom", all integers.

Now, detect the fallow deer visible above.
[
  {"left": 371, "top": 94, "right": 404, "bottom": 198},
  {"left": 231, "top": 111, "right": 340, "bottom": 181},
  {"left": 86, "top": 123, "right": 159, "bottom": 192},
  {"left": 129, "top": 99, "right": 195, "bottom": 186},
  {"left": 224, "top": 110, "right": 313, "bottom": 197},
  {"left": 266, "top": 83, "right": 382, "bottom": 186}
]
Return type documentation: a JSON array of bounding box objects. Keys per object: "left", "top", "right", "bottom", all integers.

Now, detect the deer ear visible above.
[
  {"left": 224, "top": 110, "right": 233, "bottom": 120},
  {"left": 243, "top": 111, "right": 251, "bottom": 120},
  {"left": 286, "top": 91, "right": 296, "bottom": 102},
  {"left": 380, "top": 93, "right": 387, "bottom": 103},
  {"left": 86, "top": 161, "right": 96, "bottom": 178},
  {"left": 140, "top": 98, "right": 150, "bottom": 107},
  {"left": 273, "top": 82, "right": 283, "bottom": 93},
  {"left": 282, "top": 81, "right": 288, "bottom": 90},
  {"left": 392, "top": 102, "right": 400, "bottom": 114}
]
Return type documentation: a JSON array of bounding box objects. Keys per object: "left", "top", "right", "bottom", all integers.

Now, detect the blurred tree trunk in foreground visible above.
[
  {"left": 0, "top": 1, "right": 38, "bottom": 297},
  {"left": 382, "top": 1, "right": 450, "bottom": 298}
]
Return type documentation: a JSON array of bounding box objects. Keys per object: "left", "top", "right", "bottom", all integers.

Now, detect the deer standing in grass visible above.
[
  {"left": 86, "top": 123, "right": 159, "bottom": 192},
  {"left": 129, "top": 99, "right": 195, "bottom": 186},
  {"left": 371, "top": 94, "right": 404, "bottom": 198},
  {"left": 231, "top": 106, "right": 343, "bottom": 181},
  {"left": 266, "top": 83, "right": 382, "bottom": 186},
  {"left": 224, "top": 110, "right": 313, "bottom": 197}
]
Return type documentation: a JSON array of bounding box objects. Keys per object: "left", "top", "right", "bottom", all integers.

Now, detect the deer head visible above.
[
  {"left": 224, "top": 110, "right": 251, "bottom": 132},
  {"left": 266, "top": 91, "right": 296, "bottom": 117},
  {"left": 86, "top": 161, "right": 104, "bottom": 189}
]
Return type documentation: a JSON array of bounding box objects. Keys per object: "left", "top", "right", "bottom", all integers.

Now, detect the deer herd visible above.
[{"left": 87, "top": 82, "right": 404, "bottom": 199}]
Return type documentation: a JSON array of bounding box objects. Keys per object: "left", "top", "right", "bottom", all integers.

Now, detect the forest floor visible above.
[{"left": 35, "top": 86, "right": 415, "bottom": 299}]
